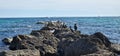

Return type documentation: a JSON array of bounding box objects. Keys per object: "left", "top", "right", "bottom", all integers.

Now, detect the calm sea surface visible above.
[{"left": 0, "top": 17, "right": 120, "bottom": 50}]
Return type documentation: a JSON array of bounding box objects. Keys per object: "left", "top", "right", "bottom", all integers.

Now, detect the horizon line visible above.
[{"left": 0, "top": 16, "right": 120, "bottom": 18}]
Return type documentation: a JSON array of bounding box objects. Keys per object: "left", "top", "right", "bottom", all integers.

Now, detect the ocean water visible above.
[{"left": 0, "top": 17, "right": 120, "bottom": 50}]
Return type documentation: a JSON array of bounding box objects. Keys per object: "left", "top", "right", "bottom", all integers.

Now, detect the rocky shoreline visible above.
[{"left": 1, "top": 21, "right": 120, "bottom": 56}]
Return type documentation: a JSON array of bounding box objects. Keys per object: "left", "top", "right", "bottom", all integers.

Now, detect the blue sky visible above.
[{"left": 0, "top": 0, "right": 120, "bottom": 17}]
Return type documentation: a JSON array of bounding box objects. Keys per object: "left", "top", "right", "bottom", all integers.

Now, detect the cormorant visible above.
[{"left": 74, "top": 24, "right": 77, "bottom": 31}]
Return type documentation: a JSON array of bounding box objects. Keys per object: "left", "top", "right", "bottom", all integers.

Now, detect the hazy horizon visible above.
[{"left": 0, "top": 0, "right": 120, "bottom": 17}]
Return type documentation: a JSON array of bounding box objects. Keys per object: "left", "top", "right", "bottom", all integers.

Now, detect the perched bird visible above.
[
  {"left": 74, "top": 24, "right": 77, "bottom": 31},
  {"left": 69, "top": 26, "right": 74, "bottom": 32}
]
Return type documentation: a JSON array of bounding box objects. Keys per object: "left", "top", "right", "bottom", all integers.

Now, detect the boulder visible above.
[
  {"left": 64, "top": 38, "right": 106, "bottom": 56},
  {"left": 9, "top": 31, "right": 60, "bottom": 56},
  {"left": 36, "top": 21, "right": 48, "bottom": 24},
  {"left": 40, "top": 21, "right": 67, "bottom": 30},
  {"left": 111, "top": 44, "right": 120, "bottom": 51},
  {"left": 0, "top": 49, "right": 40, "bottom": 56},
  {"left": 9, "top": 35, "right": 38, "bottom": 50},
  {"left": 80, "top": 34, "right": 89, "bottom": 38},
  {"left": 54, "top": 29, "right": 81, "bottom": 40},
  {"left": 2, "top": 38, "right": 13, "bottom": 45},
  {"left": 89, "top": 32, "right": 111, "bottom": 47},
  {"left": 53, "top": 29, "right": 82, "bottom": 56},
  {"left": 30, "top": 30, "right": 43, "bottom": 37},
  {"left": 41, "top": 27, "right": 54, "bottom": 30},
  {"left": 39, "top": 44, "right": 58, "bottom": 56},
  {"left": 110, "top": 44, "right": 120, "bottom": 54},
  {"left": 81, "top": 50, "right": 117, "bottom": 56},
  {"left": 30, "top": 30, "right": 54, "bottom": 38},
  {"left": 45, "top": 21, "right": 64, "bottom": 27}
]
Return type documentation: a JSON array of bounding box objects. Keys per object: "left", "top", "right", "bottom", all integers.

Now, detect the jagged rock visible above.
[
  {"left": 80, "top": 34, "right": 89, "bottom": 38},
  {"left": 45, "top": 21, "right": 64, "bottom": 27},
  {"left": 81, "top": 50, "right": 117, "bottom": 56},
  {"left": 64, "top": 38, "right": 107, "bottom": 56},
  {"left": 9, "top": 31, "right": 60, "bottom": 56},
  {"left": 0, "top": 49, "right": 40, "bottom": 56},
  {"left": 40, "top": 21, "right": 67, "bottom": 30},
  {"left": 30, "top": 30, "right": 54, "bottom": 38},
  {"left": 41, "top": 27, "right": 54, "bottom": 30},
  {"left": 54, "top": 29, "right": 81, "bottom": 40},
  {"left": 53, "top": 29, "right": 82, "bottom": 56},
  {"left": 2, "top": 38, "right": 13, "bottom": 45},
  {"left": 110, "top": 44, "right": 120, "bottom": 54},
  {"left": 111, "top": 44, "right": 120, "bottom": 51},
  {"left": 30, "top": 30, "right": 43, "bottom": 37},
  {"left": 36, "top": 21, "right": 48, "bottom": 24},
  {"left": 89, "top": 32, "right": 111, "bottom": 47},
  {"left": 9, "top": 35, "right": 38, "bottom": 50}
]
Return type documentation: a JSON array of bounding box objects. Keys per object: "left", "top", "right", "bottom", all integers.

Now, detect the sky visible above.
[{"left": 0, "top": 0, "right": 120, "bottom": 17}]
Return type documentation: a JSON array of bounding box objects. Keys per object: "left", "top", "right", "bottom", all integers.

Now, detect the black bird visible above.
[
  {"left": 74, "top": 24, "right": 77, "bottom": 31},
  {"left": 69, "top": 26, "right": 74, "bottom": 32}
]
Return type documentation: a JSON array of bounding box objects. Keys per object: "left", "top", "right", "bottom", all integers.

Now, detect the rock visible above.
[
  {"left": 30, "top": 30, "right": 43, "bottom": 37},
  {"left": 110, "top": 44, "right": 120, "bottom": 54},
  {"left": 81, "top": 50, "right": 117, "bottom": 56},
  {"left": 53, "top": 29, "right": 82, "bottom": 56},
  {"left": 9, "top": 31, "right": 60, "bottom": 56},
  {"left": 54, "top": 29, "right": 81, "bottom": 40},
  {"left": 36, "top": 21, "right": 48, "bottom": 24},
  {"left": 30, "top": 30, "right": 55, "bottom": 39},
  {"left": 111, "top": 44, "right": 120, "bottom": 51},
  {"left": 64, "top": 38, "right": 106, "bottom": 56},
  {"left": 2, "top": 38, "right": 13, "bottom": 45},
  {"left": 80, "top": 34, "right": 89, "bottom": 38},
  {"left": 0, "top": 49, "right": 40, "bottom": 56},
  {"left": 40, "top": 21, "right": 67, "bottom": 30},
  {"left": 41, "top": 27, "right": 54, "bottom": 30},
  {"left": 39, "top": 44, "right": 57, "bottom": 56},
  {"left": 46, "top": 21, "right": 64, "bottom": 27},
  {"left": 89, "top": 32, "right": 111, "bottom": 47},
  {"left": 9, "top": 35, "right": 38, "bottom": 50}
]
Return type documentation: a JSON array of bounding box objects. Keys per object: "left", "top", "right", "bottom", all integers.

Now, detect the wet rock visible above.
[
  {"left": 0, "top": 49, "right": 40, "bottom": 56},
  {"left": 2, "top": 38, "right": 13, "bottom": 45}
]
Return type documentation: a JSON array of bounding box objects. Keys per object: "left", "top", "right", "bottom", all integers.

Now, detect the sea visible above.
[{"left": 0, "top": 17, "right": 120, "bottom": 51}]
